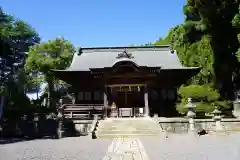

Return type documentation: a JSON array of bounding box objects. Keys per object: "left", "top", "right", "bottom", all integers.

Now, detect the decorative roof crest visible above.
[{"left": 116, "top": 49, "right": 134, "bottom": 59}]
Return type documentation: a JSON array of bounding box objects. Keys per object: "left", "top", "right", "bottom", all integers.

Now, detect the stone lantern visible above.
[
  {"left": 233, "top": 94, "right": 240, "bottom": 118},
  {"left": 110, "top": 102, "right": 117, "bottom": 118},
  {"left": 186, "top": 98, "right": 196, "bottom": 118},
  {"left": 185, "top": 98, "right": 196, "bottom": 131},
  {"left": 211, "top": 106, "right": 223, "bottom": 131}
]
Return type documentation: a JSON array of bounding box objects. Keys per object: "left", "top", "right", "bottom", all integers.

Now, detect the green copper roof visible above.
[{"left": 65, "top": 46, "right": 197, "bottom": 71}]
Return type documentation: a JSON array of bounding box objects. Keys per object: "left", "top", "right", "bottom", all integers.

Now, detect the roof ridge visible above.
[
  {"left": 78, "top": 45, "right": 170, "bottom": 55},
  {"left": 80, "top": 45, "right": 169, "bottom": 50}
]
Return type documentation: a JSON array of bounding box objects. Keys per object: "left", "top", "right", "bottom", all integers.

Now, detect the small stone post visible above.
[
  {"left": 186, "top": 98, "right": 196, "bottom": 132},
  {"left": 212, "top": 106, "right": 223, "bottom": 131},
  {"left": 57, "top": 98, "right": 64, "bottom": 139},
  {"left": 33, "top": 113, "right": 39, "bottom": 138}
]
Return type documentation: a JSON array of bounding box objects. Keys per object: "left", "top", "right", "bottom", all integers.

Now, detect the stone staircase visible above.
[{"left": 95, "top": 118, "right": 161, "bottom": 138}]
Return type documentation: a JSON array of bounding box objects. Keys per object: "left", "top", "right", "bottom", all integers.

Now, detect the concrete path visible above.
[{"left": 102, "top": 137, "right": 149, "bottom": 160}]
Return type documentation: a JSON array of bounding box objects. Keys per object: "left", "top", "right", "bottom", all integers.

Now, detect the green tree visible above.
[
  {"left": 0, "top": 8, "right": 40, "bottom": 121},
  {"left": 25, "top": 73, "right": 45, "bottom": 99},
  {"left": 154, "top": 25, "right": 214, "bottom": 85},
  {"left": 25, "top": 37, "right": 75, "bottom": 108},
  {"left": 183, "top": 0, "right": 240, "bottom": 99},
  {"left": 177, "top": 84, "right": 231, "bottom": 117}
]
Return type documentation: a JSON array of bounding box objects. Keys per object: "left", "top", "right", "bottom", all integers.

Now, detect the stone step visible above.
[
  {"left": 99, "top": 121, "right": 159, "bottom": 127},
  {"left": 98, "top": 129, "right": 161, "bottom": 133},
  {"left": 96, "top": 133, "right": 161, "bottom": 139},
  {"left": 97, "top": 126, "right": 160, "bottom": 130},
  {"left": 96, "top": 118, "right": 161, "bottom": 138},
  {"left": 97, "top": 128, "right": 161, "bottom": 131},
  {"left": 97, "top": 128, "right": 161, "bottom": 132}
]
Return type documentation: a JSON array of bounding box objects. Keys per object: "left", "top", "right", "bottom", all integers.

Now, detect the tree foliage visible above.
[
  {"left": 0, "top": 8, "right": 40, "bottom": 121},
  {"left": 25, "top": 37, "right": 75, "bottom": 73},
  {"left": 25, "top": 37, "right": 75, "bottom": 108},
  {"left": 183, "top": 0, "right": 240, "bottom": 99},
  {"left": 177, "top": 85, "right": 230, "bottom": 116},
  {"left": 154, "top": 26, "right": 214, "bottom": 85},
  {"left": 155, "top": 1, "right": 240, "bottom": 100}
]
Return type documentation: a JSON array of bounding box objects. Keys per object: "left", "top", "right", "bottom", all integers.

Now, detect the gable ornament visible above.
[{"left": 116, "top": 49, "right": 134, "bottom": 59}]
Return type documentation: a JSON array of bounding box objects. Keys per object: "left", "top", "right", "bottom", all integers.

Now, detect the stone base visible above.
[{"left": 74, "top": 123, "right": 92, "bottom": 135}]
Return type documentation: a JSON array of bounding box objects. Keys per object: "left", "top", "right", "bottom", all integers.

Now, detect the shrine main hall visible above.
[{"left": 53, "top": 45, "right": 200, "bottom": 118}]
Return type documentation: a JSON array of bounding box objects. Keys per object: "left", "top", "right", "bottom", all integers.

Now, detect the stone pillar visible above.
[
  {"left": 103, "top": 85, "right": 108, "bottom": 119},
  {"left": 144, "top": 85, "right": 149, "bottom": 117}
]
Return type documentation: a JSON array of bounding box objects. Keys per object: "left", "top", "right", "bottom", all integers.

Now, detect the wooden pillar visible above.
[
  {"left": 144, "top": 85, "right": 149, "bottom": 117},
  {"left": 104, "top": 85, "right": 108, "bottom": 118}
]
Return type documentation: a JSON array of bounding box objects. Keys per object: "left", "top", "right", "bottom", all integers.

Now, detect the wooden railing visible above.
[{"left": 62, "top": 104, "right": 104, "bottom": 120}]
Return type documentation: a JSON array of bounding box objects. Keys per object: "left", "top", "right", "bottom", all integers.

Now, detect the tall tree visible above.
[
  {"left": 0, "top": 7, "right": 40, "bottom": 120},
  {"left": 25, "top": 37, "right": 75, "bottom": 108},
  {"left": 154, "top": 26, "right": 214, "bottom": 85},
  {"left": 183, "top": 0, "right": 240, "bottom": 99}
]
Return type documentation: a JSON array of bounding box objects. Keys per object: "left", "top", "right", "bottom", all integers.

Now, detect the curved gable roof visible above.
[{"left": 67, "top": 46, "right": 186, "bottom": 71}]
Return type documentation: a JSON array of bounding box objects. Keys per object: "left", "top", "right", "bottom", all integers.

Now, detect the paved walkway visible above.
[{"left": 102, "top": 137, "right": 149, "bottom": 160}]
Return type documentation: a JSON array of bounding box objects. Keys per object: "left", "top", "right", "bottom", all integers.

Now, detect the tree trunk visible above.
[
  {"left": 47, "top": 76, "right": 56, "bottom": 111},
  {"left": 36, "top": 88, "right": 39, "bottom": 100},
  {"left": 211, "top": 38, "right": 235, "bottom": 100}
]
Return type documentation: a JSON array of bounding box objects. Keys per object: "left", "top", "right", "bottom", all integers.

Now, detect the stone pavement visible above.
[{"left": 102, "top": 137, "right": 149, "bottom": 160}]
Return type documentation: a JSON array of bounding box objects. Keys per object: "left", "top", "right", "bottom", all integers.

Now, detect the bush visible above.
[
  {"left": 178, "top": 84, "right": 220, "bottom": 101},
  {"left": 176, "top": 85, "right": 230, "bottom": 117}
]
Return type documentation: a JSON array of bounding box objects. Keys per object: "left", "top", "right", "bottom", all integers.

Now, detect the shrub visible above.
[{"left": 176, "top": 85, "right": 230, "bottom": 117}]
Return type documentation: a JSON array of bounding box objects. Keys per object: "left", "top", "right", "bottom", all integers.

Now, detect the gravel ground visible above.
[
  {"left": 141, "top": 132, "right": 240, "bottom": 160},
  {"left": 1, "top": 133, "right": 240, "bottom": 160},
  {"left": 0, "top": 136, "right": 111, "bottom": 160}
]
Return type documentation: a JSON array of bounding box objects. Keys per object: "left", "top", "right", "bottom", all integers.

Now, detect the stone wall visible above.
[
  {"left": 156, "top": 118, "right": 240, "bottom": 133},
  {"left": 74, "top": 123, "right": 92, "bottom": 135},
  {"left": 0, "top": 119, "right": 58, "bottom": 138}
]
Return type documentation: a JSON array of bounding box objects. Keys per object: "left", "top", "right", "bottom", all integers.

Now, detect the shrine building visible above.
[{"left": 52, "top": 45, "right": 200, "bottom": 118}]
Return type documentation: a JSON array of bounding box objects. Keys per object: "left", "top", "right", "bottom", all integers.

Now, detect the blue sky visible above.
[{"left": 1, "top": 0, "right": 186, "bottom": 47}]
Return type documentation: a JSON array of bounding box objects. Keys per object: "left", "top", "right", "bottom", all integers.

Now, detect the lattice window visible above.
[
  {"left": 94, "top": 91, "right": 101, "bottom": 100},
  {"left": 84, "top": 92, "right": 92, "bottom": 100},
  {"left": 78, "top": 92, "right": 84, "bottom": 101}
]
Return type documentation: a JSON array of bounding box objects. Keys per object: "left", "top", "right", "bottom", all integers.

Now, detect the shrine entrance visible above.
[{"left": 108, "top": 84, "right": 145, "bottom": 117}]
